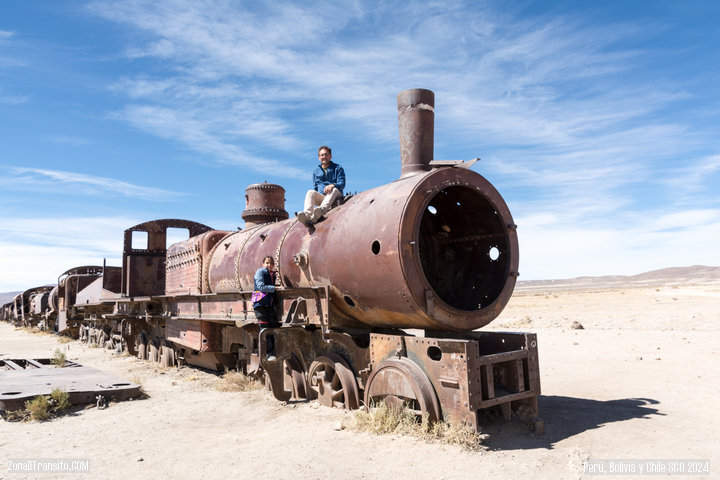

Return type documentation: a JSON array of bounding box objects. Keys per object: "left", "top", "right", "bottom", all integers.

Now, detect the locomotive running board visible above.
[{"left": 0, "top": 358, "right": 141, "bottom": 411}]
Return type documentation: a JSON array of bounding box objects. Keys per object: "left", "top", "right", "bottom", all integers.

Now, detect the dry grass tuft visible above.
[
  {"left": 51, "top": 348, "right": 67, "bottom": 367},
  {"left": 349, "top": 402, "right": 487, "bottom": 451},
  {"left": 25, "top": 395, "right": 50, "bottom": 421},
  {"left": 351, "top": 401, "right": 419, "bottom": 435},
  {"left": 216, "top": 369, "right": 264, "bottom": 392},
  {"left": 5, "top": 388, "right": 73, "bottom": 422},
  {"left": 16, "top": 326, "right": 47, "bottom": 335},
  {"left": 57, "top": 336, "right": 73, "bottom": 344},
  {"left": 50, "top": 388, "right": 71, "bottom": 411}
]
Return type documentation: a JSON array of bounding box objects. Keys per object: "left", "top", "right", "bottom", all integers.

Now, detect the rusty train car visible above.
[
  {"left": 1, "top": 286, "right": 55, "bottom": 329},
  {"left": 2, "top": 89, "right": 541, "bottom": 431}
]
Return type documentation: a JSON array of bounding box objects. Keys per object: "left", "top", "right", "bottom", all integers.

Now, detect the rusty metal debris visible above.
[
  {"left": 0, "top": 358, "right": 141, "bottom": 411},
  {"left": 1, "top": 88, "right": 541, "bottom": 432}
]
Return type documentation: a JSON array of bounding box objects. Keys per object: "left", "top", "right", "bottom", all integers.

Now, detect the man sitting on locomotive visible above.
[
  {"left": 296, "top": 145, "right": 346, "bottom": 226},
  {"left": 252, "top": 256, "right": 280, "bottom": 362}
]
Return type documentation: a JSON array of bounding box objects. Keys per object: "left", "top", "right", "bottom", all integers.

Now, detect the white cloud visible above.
[
  {"left": 86, "top": 1, "right": 695, "bottom": 179},
  {"left": 661, "top": 155, "right": 720, "bottom": 201},
  {"left": 0, "top": 216, "right": 138, "bottom": 291},
  {"left": 4, "top": 167, "right": 185, "bottom": 201},
  {"left": 517, "top": 209, "right": 720, "bottom": 280},
  {"left": 115, "top": 105, "right": 305, "bottom": 176}
]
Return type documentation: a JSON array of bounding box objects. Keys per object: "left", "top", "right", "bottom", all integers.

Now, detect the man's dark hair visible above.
[{"left": 318, "top": 145, "right": 332, "bottom": 155}]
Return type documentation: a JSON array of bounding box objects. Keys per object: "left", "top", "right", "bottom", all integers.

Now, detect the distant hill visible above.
[
  {"left": 2, "top": 266, "right": 718, "bottom": 302},
  {"left": 516, "top": 265, "right": 720, "bottom": 292},
  {"left": 0, "top": 292, "right": 21, "bottom": 306}
]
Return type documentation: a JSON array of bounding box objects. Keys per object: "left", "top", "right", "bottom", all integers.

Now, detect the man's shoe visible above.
[
  {"left": 266, "top": 354, "right": 277, "bottom": 362},
  {"left": 296, "top": 212, "right": 309, "bottom": 226},
  {"left": 310, "top": 207, "right": 324, "bottom": 223}
]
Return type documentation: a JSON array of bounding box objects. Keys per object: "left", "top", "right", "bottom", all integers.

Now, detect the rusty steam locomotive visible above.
[{"left": 1, "top": 89, "right": 541, "bottom": 431}]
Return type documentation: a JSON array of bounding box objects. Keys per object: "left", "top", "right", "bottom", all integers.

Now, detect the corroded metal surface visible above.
[
  {"left": 397, "top": 88, "right": 434, "bottom": 178},
  {"left": 166, "top": 230, "right": 231, "bottom": 295},
  {"left": 0, "top": 358, "right": 141, "bottom": 411},
  {"left": 202, "top": 164, "right": 518, "bottom": 332},
  {"left": 122, "top": 219, "right": 213, "bottom": 297},
  {"left": 366, "top": 331, "right": 540, "bottom": 429},
  {"left": 242, "top": 182, "right": 289, "bottom": 226}
]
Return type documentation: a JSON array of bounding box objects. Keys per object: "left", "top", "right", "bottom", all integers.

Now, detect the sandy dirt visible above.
[{"left": 1, "top": 280, "right": 718, "bottom": 480}]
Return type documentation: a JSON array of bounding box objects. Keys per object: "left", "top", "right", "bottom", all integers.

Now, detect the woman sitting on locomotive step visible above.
[{"left": 252, "top": 256, "right": 280, "bottom": 361}]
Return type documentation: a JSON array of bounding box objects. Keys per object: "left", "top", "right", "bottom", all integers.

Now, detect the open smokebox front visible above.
[{"left": 418, "top": 185, "right": 511, "bottom": 311}]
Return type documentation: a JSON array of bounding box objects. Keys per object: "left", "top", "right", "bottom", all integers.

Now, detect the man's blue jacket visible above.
[{"left": 313, "top": 162, "right": 346, "bottom": 195}]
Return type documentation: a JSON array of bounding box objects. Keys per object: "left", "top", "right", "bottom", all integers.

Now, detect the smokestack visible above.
[{"left": 397, "top": 88, "right": 434, "bottom": 178}]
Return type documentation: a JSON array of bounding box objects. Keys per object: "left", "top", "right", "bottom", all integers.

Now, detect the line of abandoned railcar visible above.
[{"left": 1, "top": 89, "right": 542, "bottom": 432}]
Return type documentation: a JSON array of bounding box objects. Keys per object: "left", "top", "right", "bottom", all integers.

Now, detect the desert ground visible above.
[{"left": 1, "top": 275, "right": 718, "bottom": 480}]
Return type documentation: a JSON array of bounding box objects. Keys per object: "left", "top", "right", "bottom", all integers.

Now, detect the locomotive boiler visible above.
[{"left": 6, "top": 89, "right": 541, "bottom": 431}]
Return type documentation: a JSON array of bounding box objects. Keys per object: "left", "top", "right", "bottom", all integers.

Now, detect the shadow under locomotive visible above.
[{"left": 480, "top": 396, "right": 661, "bottom": 450}]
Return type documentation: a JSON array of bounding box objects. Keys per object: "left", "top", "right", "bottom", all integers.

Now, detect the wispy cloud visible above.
[
  {"left": 86, "top": 1, "right": 704, "bottom": 179},
  {"left": 4, "top": 167, "right": 185, "bottom": 201},
  {"left": 113, "top": 104, "right": 305, "bottom": 176},
  {"left": 45, "top": 135, "right": 91, "bottom": 146},
  {"left": 0, "top": 95, "right": 29, "bottom": 105},
  {"left": 661, "top": 155, "right": 720, "bottom": 204}
]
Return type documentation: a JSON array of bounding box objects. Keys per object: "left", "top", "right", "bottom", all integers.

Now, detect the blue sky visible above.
[{"left": 1, "top": 0, "right": 719, "bottom": 291}]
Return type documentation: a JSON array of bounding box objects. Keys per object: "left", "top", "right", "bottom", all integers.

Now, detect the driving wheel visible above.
[{"left": 308, "top": 353, "right": 359, "bottom": 409}]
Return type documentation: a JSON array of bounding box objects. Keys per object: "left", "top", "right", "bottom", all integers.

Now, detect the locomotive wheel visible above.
[
  {"left": 247, "top": 353, "right": 262, "bottom": 377},
  {"left": 284, "top": 353, "right": 308, "bottom": 400},
  {"left": 99, "top": 330, "right": 109, "bottom": 348},
  {"left": 364, "top": 357, "right": 441, "bottom": 424},
  {"left": 307, "top": 353, "right": 359, "bottom": 409},
  {"left": 148, "top": 342, "right": 160, "bottom": 363},
  {"left": 160, "top": 343, "right": 176, "bottom": 368},
  {"left": 135, "top": 334, "right": 148, "bottom": 361}
]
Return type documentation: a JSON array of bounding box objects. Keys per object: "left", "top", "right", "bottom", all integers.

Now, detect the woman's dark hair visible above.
[{"left": 263, "top": 256, "right": 274, "bottom": 264}]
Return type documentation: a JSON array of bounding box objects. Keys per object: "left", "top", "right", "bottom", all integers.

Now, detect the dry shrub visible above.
[
  {"left": 351, "top": 401, "right": 419, "bottom": 435},
  {"left": 50, "top": 388, "right": 71, "bottom": 411},
  {"left": 25, "top": 395, "right": 50, "bottom": 421},
  {"left": 51, "top": 348, "right": 66, "bottom": 367},
  {"left": 7, "top": 388, "right": 72, "bottom": 422},
  {"left": 350, "top": 402, "right": 486, "bottom": 451},
  {"left": 424, "top": 418, "right": 487, "bottom": 451},
  {"left": 216, "top": 369, "right": 263, "bottom": 392}
]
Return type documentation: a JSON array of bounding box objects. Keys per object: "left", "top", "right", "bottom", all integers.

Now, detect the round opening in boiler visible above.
[
  {"left": 344, "top": 296, "right": 356, "bottom": 307},
  {"left": 371, "top": 240, "right": 381, "bottom": 255},
  {"left": 418, "top": 186, "right": 510, "bottom": 311}
]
